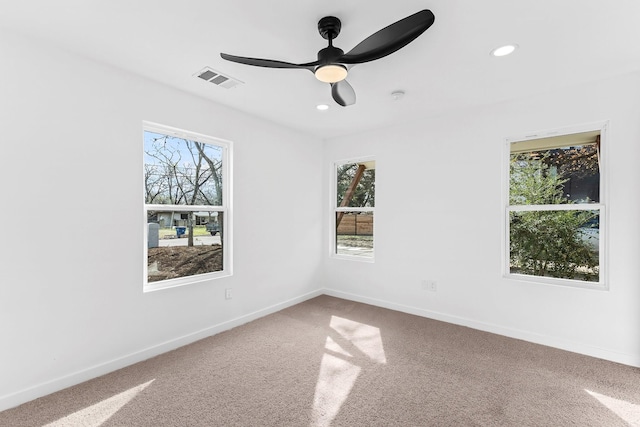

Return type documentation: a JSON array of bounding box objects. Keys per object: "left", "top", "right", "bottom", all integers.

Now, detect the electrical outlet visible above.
[
  {"left": 225, "top": 288, "right": 232, "bottom": 300},
  {"left": 421, "top": 280, "right": 437, "bottom": 292}
]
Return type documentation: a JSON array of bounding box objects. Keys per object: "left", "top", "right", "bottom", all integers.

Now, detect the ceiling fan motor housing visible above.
[
  {"left": 317, "top": 46, "right": 345, "bottom": 66},
  {"left": 317, "top": 16, "right": 346, "bottom": 77}
]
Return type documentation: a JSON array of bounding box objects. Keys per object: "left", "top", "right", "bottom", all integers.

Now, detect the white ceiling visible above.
[{"left": 1, "top": 0, "right": 640, "bottom": 139}]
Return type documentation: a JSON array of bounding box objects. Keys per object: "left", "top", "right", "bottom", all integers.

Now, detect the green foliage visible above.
[
  {"left": 509, "top": 154, "right": 598, "bottom": 281},
  {"left": 510, "top": 155, "right": 566, "bottom": 205}
]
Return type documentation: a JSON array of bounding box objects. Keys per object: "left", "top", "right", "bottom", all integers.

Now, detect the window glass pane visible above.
[
  {"left": 509, "top": 210, "right": 599, "bottom": 282},
  {"left": 147, "top": 210, "right": 223, "bottom": 282},
  {"left": 510, "top": 144, "right": 599, "bottom": 205},
  {"left": 144, "top": 131, "right": 223, "bottom": 206},
  {"left": 336, "top": 212, "right": 373, "bottom": 258},
  {"left": 336, "top": 162, "right": 375, "bottom": 207}
]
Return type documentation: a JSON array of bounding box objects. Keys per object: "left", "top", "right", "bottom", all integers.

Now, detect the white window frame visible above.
[
  {"left": 331, "top": 156, "right": 375, "bottom": 262},
  {"left": 503, "top": 121, "right": 608, "bottom": 289},
  {"left": 143, "top": 121, "right": 233, "bottom": 292}
]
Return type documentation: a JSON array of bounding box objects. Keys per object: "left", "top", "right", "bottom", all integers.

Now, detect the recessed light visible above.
[
  {"left": 491, "top": 44, "right": 518, "bottom": 57},
  {"left": 316, "top": 104, "right": 329, "bottom": 111}
]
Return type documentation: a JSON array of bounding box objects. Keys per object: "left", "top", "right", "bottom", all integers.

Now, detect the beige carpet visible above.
[{"left": 2, "top": 295, "right": 640, "bottom": 426}]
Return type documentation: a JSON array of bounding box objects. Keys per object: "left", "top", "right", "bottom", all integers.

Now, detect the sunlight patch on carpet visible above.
[
  {"left": 310, "top": 316, "right": 387, "bottom": 426},
  {"left": 325, "top": 336, "right": 353, "bottom": 357},
  {"left": 329, "top": 316, "right": 387, "bottom": 364},
  {"left": 311, "top": 353, "right": 361, "bottom": 427},
  {"left": 585, "top": 389, "right": 640, "bottom": 426},
  {"left": 44, "top": 379, "right": 155, "bottom": 427}
]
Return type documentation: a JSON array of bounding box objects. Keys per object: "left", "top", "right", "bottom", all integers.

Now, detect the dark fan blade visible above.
[
  {"left": 331, "top": 80, "right": 356, "bottom": 107},
  {"left": 340, "top": 9, "right": 434, "bottom": 65},
  {"left": 221, "top": 53, "right": 318, "bottom": 71}
]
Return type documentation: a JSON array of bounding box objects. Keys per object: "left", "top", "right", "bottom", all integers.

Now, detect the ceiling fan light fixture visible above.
[{"left": 314, "top": 64, "right": 348, "bottom": 83}]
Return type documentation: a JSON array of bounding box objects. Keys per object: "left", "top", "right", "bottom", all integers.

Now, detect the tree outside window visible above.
[
  {"left": 507, "top": 128, "right": 604, "bottom": 285},
  {"left": 143, "top": 123, "right": 231, "bottom": 290},
  {"left": 334, "top": 160, "right": 375, "bottom": 259}
]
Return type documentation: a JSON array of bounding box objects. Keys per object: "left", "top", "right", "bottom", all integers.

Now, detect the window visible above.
[
  {"left": 505, "top": 124, "right": 606, "bottom": 287},
  {"left": 143, "top": 122, "right": 231, "bottom": 291},
  {"left": 333, "top": 159, "right": 375, "bottom": 260}
]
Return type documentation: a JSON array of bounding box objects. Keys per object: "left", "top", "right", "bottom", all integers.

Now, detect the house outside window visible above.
[
  {"left": 143, "top": 122, "right": 232, "bottom": 291},
  {"left": 505, "top": 123, "right": 607, "bottom": 288},
  {"left": 333, "top": 159, "right": 375, "bottom": 260}
]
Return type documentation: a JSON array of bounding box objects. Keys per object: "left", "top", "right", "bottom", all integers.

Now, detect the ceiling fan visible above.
[{"left": 220, "top": 9, "right": 435, "bottom": 107}]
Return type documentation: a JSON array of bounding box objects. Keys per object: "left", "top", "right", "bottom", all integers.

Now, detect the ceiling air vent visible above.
[{"left": 194, "top": 67, "right": 243, "bottom": 89}]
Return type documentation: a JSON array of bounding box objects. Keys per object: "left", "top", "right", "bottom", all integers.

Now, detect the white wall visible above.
[
  {"left": 2, "top": 25, "right": 639, "bottom": 413},
  {"left": 0, "top": 30, "right": 324, "bottom": 409},
  {"left": 323, "top": 71, "right": 640, "bottom": 367}
]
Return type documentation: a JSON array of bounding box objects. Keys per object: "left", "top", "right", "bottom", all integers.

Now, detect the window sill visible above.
[
  {"left": 144, "top": 270, "right": 231, "bottom": 293},
  {"left": 330, "top": 254, "right": 375, "bottom": 263},
  {"left": 504, "top": 272, "right": 607, "bottom": 291}
]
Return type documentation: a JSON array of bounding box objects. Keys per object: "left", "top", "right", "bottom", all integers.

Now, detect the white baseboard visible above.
[
  {"left": 323, "top": 288, "right": 640, "bottom": 368},
  {"left": 3, "top": 287, "right": 637, "bottom": 412},
  {"left": 0, "top": 289, "right": 324, "bottom": 412}
]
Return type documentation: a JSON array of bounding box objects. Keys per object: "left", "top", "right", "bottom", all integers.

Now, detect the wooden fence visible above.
[{"left": 336, "top": 213, "right": 373, "bottom": 236}]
